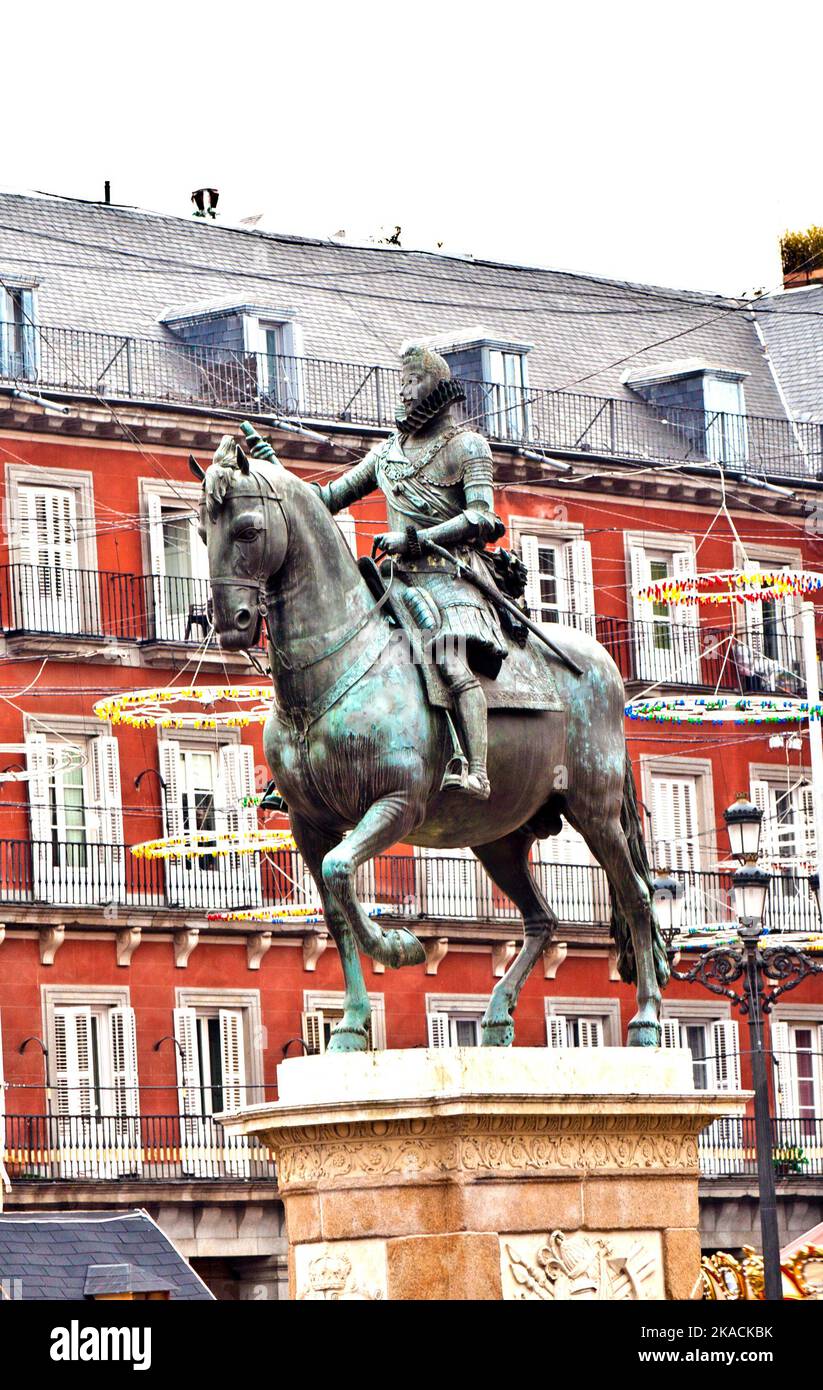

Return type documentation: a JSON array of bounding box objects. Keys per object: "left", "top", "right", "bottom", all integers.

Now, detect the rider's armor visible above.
[{"left": 316, "top": 403, "right": 507, "bottom": 798}]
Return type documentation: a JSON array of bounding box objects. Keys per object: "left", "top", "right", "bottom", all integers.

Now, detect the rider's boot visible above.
[{"left": 448, "top": 675, "right": 491, "bottom": 800}]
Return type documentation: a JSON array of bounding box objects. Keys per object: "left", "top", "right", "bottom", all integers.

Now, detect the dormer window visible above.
[
  {"left": 623, "top": 359, "right": 749, "bottom": 466},
  {"left": 161, "top": 302, "right": 303, "bottom": 413},
  {"left": 0, "top": 283, "right": 37, "bottom": 380},
  {"left": 437, "top": 329, "right": 532, "bottom": 442},
  {"left": 255, "top": 317, "right": 303, "bottom": 412}
]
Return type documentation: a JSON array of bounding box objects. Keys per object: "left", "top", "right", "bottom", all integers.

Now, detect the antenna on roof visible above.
[{"left": 192, "top": 188, "right": 219, "bottom": 221}]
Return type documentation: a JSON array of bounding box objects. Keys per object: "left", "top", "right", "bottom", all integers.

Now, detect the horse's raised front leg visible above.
[
  {"left": 473, "top": 827, "right": 558, "bottom": 1047},
  {"left": 322, "top": 794, "right": 426, "bottom": 969},
  {"left": 290, "top": 811, "right": 372, "bottom": 1053}
]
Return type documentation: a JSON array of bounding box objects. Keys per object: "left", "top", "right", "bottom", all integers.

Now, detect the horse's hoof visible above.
[
  {"left": 384, "top": 929, "right": 426, "bottom": 969},
  {"left": 627, "top": 1020, "right": 662, "bottom": 1047},
  {"left": 327, "top": 1025, "right": 369, "bottom": 1054},
  {"left": 481, "top": 1017, "right": 514, "bottom": 1047}
]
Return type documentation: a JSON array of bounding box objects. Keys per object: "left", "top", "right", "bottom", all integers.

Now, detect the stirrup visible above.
[{"left": 441, "top": 751, "right": 470, "bottom": 791}]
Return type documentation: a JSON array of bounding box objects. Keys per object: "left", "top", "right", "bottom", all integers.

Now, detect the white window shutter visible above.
[
  {"left": 577, "top": 1017, "right": 604, "bottom": 1048},
  {"left": 711, "top": 1019, "right": 741, "bottom": 1092},
  {"left": 742, "top": 558, "right": 765, "bottom": 643},
  {"left": 302, "top": 1011, "right": 325, "bottom": 1055},
  {"left": 26, "top": 731, "right": 51, "bottom": 838},
  {"left": 798, "top": 782, "right": 816, "bottom": 860},
  {"left": 545, "top": 1014, "right": 568, "bottom": 1048},
  {"left": 54, "top": 1007, "right": 95, "bottom": 1116},
  {"left": 218, "top": 743, "right": 261, "bottom": 908},
  {"left": 219, "top": 1009, "right": 247, "bottom": 1113},
  {"left": 107, "top": 1006, "right": 141, "bottom": 1176},
  {"left": 520, "top": 534, "right": 542, "bottom": 620},
  {"left": 336, "top": 510, "right": 358, "bottom": 557},
  {"left": 750, "top": 779, "right": 776, "bottom": 860},
  {"left": 146, "top": 493, "right": 166, "bottom": 578},
  {"left": 564, "top": 538, "right": 595, "bottom": 635},
  {"left": 90, "top": 735, "right": 125, "bottom": 900},
  {"left": 770, "top": 1020, "right": 797, "bottom": 1115},
  {"left": 661, "top": 1019, "right": 682, "bottom": 1049},
  {"left": 427, "top": 1012, "right": 449, "bottom": 1048},
  {"left": 0, "top": 287, "right": 11, "bottom": 374},
  {"left": 108, "top": 1006, "right": 139, "bottom": 1112},
  {"left": 159, "top": 740, "right": 184, "bottom": 836},
  {"left": 173, "top": 1007, "right": 201, "bottom": 1115},
  {"left": 629, "top": 544, "right": 652, "bottom": 622}
]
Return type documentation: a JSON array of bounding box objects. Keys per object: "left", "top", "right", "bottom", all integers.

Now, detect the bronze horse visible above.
[{"left": 196, "top": 427, "right": 669, "bottom": 1051}]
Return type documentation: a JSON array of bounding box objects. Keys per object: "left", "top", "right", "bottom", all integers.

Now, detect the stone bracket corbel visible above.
[
  {"left": 302, "top": 931, "right": 329, "bottom": 972},
  {"left": 0, "top": 923, "right": 5, "bottom": 949},
  {"left": 40, "top": 925, "right": 65, "bottom": 966},
  {"left": 491, "top": 939, "right": 517, "bottom": 978},
  {"left": 424, "top": 938, "right": 449, "bottom": 976},
  {"left": 247, "top": 931, "right": 273, "bottom": 971},
  {"left": 174, "top": 927, "right": 200, "bottom": 968},
  {"left": 543, "top": 941, "right": 568, "bottom": 979},
  {"left": 116, "top": 927, "right": 142, "bottom": 967}
]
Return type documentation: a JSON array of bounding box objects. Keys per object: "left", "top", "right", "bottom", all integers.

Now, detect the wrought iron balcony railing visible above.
[
  {"left": 0, "top": 840, "right": 819, "bottom": 934},
  {"left": 3, "top": 1101, "right": 819, "bottom": 1184},
  {"left": 2, "top": 1106, "right": 276, "bottom": 1183},
  {"left": 596, "top": 616, "right": 817, "bottom": 695},
  {"left": 699, "top": 1115, "right": 823, "bottom": 1178},
  {"left": 0, "top": 566, "right": 215, "bottom": 646},
  {"left": 3, "top": 323, "right": 822, "bottom": 480}
]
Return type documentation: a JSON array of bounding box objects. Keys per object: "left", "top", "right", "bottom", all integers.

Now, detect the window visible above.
[
  {"left": 146, "top": 491, "right": 210, "bottom": 643},
  {"left": 253, "top": 318, "right": 303, "bottom": 412},
  {"left": 302, "top": 991, "right": 387, "bottom": 1052},
  {"left": 641, "top": 756, "right": 717, "bottom": 930},
  {"left": 159, "top": 738, "right": 259, "bottom": 909},
  {"left": 44, "top": 991, "right": 139, "bottom": 1178},
  {"left": 628, "top": 536, "right": 699, "bottom": 684},
  {"left": 174, "top": 1000, "right": 258, "bottom": 1176},
  {"left": 754, "top": 775, "right": 814, "bottom": 861},
  {"left": 703, "top": 374, "right": 748, "bottom": 465},
  {"left": 771, "top": 1017, "right": 823, "bottom": 1137},
  {"left": 486, "top": 349, "right": 530, "bottom": 440},
  {"left": 14, "top": 484, "right": 80, "bottom": 634},
  {"left": 736, "top": 555, "right": 803, "bottom": 693},
  {"left": 26, "top": 730, "right": 124, "bottom": 904},
  {"left": 545, "top": 1000, "right": 621, "bottom": 1047},
  {"left": 426, "top": 995, "right": 489, "bottom": 1047},
  {"left": 4, "top": 464, "right": 98, "bottom": 638},
  {"left": 418, "top": 846, "right": 492, "bottom": 919},
  {"left": 663, "top": 1011, "right": 743, "bottom": 1173},
  {"left": 519, "top": 529, "right": 595, "bottom": 635},
  {"left": 0, "top": 284, "right": 37, "bottom": 379}
]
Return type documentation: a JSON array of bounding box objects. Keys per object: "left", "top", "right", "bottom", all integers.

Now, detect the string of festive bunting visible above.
[
  {"left": 625, "top": 696, "right": 823, "bottom": 725},
  {"left": 94, "top": 684, "right": 274, "bottom": 729},
  {"left": 635, "top": 568, "right": 823, "bottom": 607}
]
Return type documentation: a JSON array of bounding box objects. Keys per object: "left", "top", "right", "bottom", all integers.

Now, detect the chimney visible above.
[{"left": 192, "top": 188, "right": 219, "bottom": 221}]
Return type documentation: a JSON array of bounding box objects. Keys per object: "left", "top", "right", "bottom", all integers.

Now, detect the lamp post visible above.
[{"left": 655, "top": 794, "right": 823, "bottom": 1301}]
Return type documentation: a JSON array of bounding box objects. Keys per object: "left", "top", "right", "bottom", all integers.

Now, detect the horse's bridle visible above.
[{"left": 207, "top": 470, "right": 395, "bottom": 674}]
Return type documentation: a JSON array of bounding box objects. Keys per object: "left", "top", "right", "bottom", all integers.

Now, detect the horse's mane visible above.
[{"left": 203, "top": 436, "right": 287, "bottom": 520}]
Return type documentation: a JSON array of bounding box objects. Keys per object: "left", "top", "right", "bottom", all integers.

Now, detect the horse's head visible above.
[{"left": 195, "top": 434, "right": 289, "bottom": 649}]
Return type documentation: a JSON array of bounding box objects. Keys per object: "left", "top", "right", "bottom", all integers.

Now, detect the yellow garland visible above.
[
  {"left": 131, "top": 828, "right": 296, "bottom": 859},
  {"left": 94, "top": 684, "right": 274, "bottom": 729}
]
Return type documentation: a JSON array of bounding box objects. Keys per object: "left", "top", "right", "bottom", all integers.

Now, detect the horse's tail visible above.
[{"left": 610, "top": 757, "right": 671, "bottom": 988}]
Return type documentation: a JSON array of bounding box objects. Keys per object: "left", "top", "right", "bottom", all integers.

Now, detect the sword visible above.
[{"left": 376, "top": 531, "right": 584, "bottom": 678}]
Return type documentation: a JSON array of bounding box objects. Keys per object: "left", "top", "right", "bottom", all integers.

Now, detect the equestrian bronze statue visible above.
[{"left": 194, "top": 342, "right": 669, "bottom": 1052}]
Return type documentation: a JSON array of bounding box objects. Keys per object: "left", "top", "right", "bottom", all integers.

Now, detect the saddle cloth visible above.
[{"left": 417, "top": 627, "right": 563, "bottom": 712}]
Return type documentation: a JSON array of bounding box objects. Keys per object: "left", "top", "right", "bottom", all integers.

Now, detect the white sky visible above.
[{"left": 4, "top": 0, "right": 821, "bottom": 297}]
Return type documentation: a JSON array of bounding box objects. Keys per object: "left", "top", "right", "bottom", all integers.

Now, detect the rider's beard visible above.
[{"left": 395, "top": 378, "right": 467, "bottom": 436}]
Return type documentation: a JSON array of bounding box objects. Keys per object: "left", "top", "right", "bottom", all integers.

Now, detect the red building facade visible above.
[{"left": 1, "top": 193, "right": 822, "bottom": 1295}]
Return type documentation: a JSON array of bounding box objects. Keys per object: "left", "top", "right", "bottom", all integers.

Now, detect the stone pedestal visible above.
[{"left": 221, "top": 1049, "right": 748, "bottom": 1301}]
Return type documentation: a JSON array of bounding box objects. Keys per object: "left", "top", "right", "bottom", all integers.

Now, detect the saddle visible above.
[{"left": 358, "top": 557, "right": 563, "bottom": 714}]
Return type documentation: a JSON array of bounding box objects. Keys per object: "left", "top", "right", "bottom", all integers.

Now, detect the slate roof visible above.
[
  {"left": 0, "top": 1209, "right": 214, "bottom": 1300},
  {"left": 756, "top": 285, "right": 823, "bottom": 420},
  {"left": 0, "top": 190, "right": 793, "bottom": 420}
]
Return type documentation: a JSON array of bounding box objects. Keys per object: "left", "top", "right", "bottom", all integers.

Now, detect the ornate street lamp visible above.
[
  {"left": 662, "top": 850, "right": 823, "bottom": 1300},
  {"left": 723, "top": 794, "right": 763, "bottom": 863},
  {"left": 652, "top": 868, "right": 684, "bottom": 940}
]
